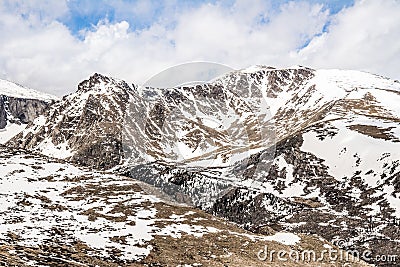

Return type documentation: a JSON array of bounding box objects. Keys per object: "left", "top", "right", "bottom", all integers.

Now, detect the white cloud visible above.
[
  {"left": 0, "top": 0, "right": 399, "bottom": 96},
  {"left": 297, "top": 0, "right": 400, "bottom": 79}
]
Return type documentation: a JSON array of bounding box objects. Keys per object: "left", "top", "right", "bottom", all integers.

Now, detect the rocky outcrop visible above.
[
  {"left": 0, "top": 95, "right": 51, "bottom": 129},
  {"left": 0, "top": 98, "right": 6, "bottom": 129}
]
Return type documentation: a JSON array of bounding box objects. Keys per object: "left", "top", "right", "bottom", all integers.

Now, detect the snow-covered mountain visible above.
[
  {"left": 3, "top": 66, "right": 400, "bottom": 266},
  {"left": 7, "top": 70, "right": 275, "bottom": 170},
  {"left": 0, "top": 79, "right": 58, "bottom": 144},
  {"left": 128, "top": 67, "right": 400, "bottom": 266}
]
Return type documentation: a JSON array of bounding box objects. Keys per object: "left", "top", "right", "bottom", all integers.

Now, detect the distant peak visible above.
[
  {"left": 80, "top": 73, "right": 113, "bottom": 88},
  {"left": 89, "top": 73, "right": 112, "bottom": 82},
  {"left": 77, "top": 73, "right": 132, "bottom": 94},
  {"left": 240, "top": 65, "right": 314, "bottom": 74},
  {"left": 240, "top": 65, "right": 275, "bottom": 73}
]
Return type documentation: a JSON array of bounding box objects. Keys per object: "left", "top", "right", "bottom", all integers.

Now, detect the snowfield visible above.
[{"left": 0, "top": 79, "right": 58, "bottom": 101}]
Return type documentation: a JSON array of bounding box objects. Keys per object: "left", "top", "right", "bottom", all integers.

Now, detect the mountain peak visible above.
[{"left": 76, "top": 73, "right": 133, "bottom": 95}]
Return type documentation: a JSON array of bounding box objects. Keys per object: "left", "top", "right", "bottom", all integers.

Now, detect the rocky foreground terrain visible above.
[
  {"left": 2, "top": 65, "right": 400, "bottom": 266},
  {"left": 0, "top": 145, "right": 367, "bottom": 267}
]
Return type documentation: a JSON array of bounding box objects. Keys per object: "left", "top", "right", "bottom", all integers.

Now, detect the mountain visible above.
[
  {"left": 7, "top": 73, "right": 132, "bottom": 169},
  {"left": 0, "top": 79, "right": 58, "bottom": 144},
  {"left": 7, "top": 70, "right": 275, "bottom": 170},
  {"left": 125, "top": 67, "right": 400, "bottom": 266},
  {"left": 4, "top": 66, "right": 400, "bottom": 266}
]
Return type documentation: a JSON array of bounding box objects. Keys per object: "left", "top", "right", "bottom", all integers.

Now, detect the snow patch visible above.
[
  {"left": 0, "top": 79, "right": 58, "bottom": 101},
  {"left": 265, "top": 232, "right": 301, "bottom": 245}
]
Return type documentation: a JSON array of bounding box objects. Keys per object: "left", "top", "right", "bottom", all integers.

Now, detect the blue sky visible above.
[
  {"left": 60, "top": 0, "right": 218, "bottom": 35},
  {"left": 61, "top": 0, "right": 355, "bottom": 36},
  {"left": 0, "top": 0, "right": 399, "bottom": 96}
]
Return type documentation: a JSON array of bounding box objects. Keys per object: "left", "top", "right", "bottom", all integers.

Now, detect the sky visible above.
[{"left": 0, "top": 0, "right": 399, "bottom": 96}]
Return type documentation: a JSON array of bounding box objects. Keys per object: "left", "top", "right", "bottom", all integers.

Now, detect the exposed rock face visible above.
[
  {"left": 0, "top": 98, "right": 6, "bottom": 129},
  {"left": 0, "top": 95, "right": 50, "bottom": 129},
  {"left": 0, "top": 78, "right": 57, "bottom": 133}
]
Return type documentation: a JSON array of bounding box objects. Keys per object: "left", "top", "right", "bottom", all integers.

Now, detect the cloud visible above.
[
  {"left": 297, "top": 0, "right": 400, "bottom": 80},
  {"left": 0, "top": 0, "right": 399, "bottom": 96},
  {"left": 170, "top": 1, "right": 328, "bottom": 66}
]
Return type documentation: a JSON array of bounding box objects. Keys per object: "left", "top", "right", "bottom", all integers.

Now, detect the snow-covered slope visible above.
[
  {"left": 210, "top": 67, "right": 400, "bottom": 266},
  {"left": 125, "top": 66, "right": 400, "bottom": 266},
  {"left": 0, "top": 123, "right": 26, "bottom": 144},
  {"left": 0, "top": 79, "right": 58, "bottom": 101}
]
